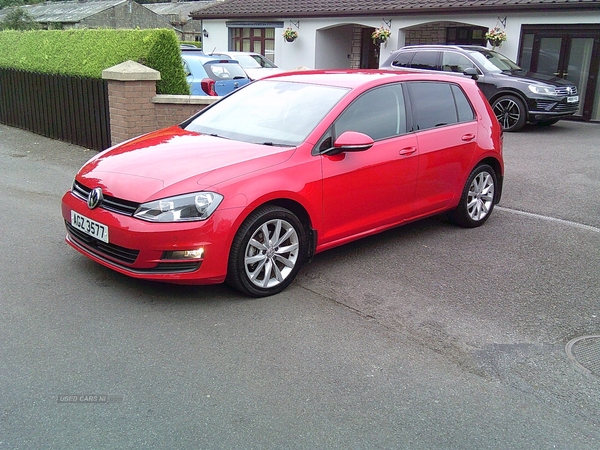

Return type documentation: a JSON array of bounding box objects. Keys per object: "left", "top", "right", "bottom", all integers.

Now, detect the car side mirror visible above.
[
  {"left": 463, "top": 68, "right": 479, "bottom": 80},
  {"left": 324, "top": 131, "right": 374, "bottom": 156}
]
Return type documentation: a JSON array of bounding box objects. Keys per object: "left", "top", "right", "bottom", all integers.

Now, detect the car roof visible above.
[
  {"left": 210, "top": 51, "right": 260, "bottom": 56},
  {"left": 181, "top": 53, "right": 226, "bottom": 63},
  {"left": 259, "top": 69, "right": 476, "bottom": 89},
  {"left": 396, "top": 44, "right": 489, "bottom": 52}
]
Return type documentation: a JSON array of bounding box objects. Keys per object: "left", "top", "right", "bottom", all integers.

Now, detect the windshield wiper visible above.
[
  {"left": 207, "top": 133, "right": 231, "bottom": 140},
  {"left": 258, "top": 142, "right": 293, "bottom": 147}
]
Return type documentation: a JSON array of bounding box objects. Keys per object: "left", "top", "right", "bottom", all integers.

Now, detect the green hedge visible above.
[
  {"left": 180, "top": 41, "right": 202, "bottom": 49},
  {"left": 0, "top": 28, "right": 189, "bottom": 94}
]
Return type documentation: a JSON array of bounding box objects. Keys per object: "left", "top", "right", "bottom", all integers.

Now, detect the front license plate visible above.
[
  {"left": 71, "top": 211, "right": 109, "bottom": 243},
  {"left": 567, "top": 95, "right": 579, "bottom": 103}
]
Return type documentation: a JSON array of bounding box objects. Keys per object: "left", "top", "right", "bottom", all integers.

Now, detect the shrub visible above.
[
  {"left": 0, "top": 7, "right": 40, "bottom": 31},
  {"left": 180, "top": 41, "right": 201, "bottom": 49},
  {"left": 0, "top": 28, "right": 189, "bottom": 94}
]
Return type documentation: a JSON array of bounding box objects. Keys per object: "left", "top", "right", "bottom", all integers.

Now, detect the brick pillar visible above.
[{"left": 102, "top": 61, "right": 161, "bottom": 146}]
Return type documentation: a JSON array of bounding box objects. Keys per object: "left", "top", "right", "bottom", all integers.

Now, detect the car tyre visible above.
[
  {"left": 227, "top": 205, "right": 306, "bottom": 297},
  {"left": 492, "top": 95, "right": 527, "bottom": 132},
  {"left": 449, "top": 164, "right": 497, "bottom": 228}
]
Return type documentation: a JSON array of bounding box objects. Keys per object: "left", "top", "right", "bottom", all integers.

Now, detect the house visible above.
[
  {"left": 145, "top": 1, "right": 213, "bottom": 42},
  {"left": 0, "top": 0, "right": 172, "bottom": 31},
  {"left": 190, "top": 0, "right": 600, "bottom": 122}
]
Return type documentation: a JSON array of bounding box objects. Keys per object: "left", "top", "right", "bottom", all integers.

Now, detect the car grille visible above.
[
  {"left": 66, "top": 221, "right": 140, "bottom": 264},
  {"left": 534, "top": 100, "right": 578, "bottom": 112},
  {"left": 153, "top": 262, "right": 201, "bottom": 273},
  {"left": 556, "top": 86, "right": 578, "bottom": 96},
  {"left": 72, "top": 181, "right": 139, "bottom": 216}
]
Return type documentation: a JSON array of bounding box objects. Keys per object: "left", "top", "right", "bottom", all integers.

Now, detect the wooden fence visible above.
[{"left": 0, "top": 68, "right": 111, "bottom": 151}]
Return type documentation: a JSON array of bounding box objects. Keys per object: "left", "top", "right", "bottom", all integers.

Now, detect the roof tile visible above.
[{"left": 191, "top": 0, "right": 600, "bottom": 18}]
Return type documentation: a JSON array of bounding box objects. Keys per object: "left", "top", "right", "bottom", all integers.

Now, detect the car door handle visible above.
[
  {"left": 461, "top": 133, "right": 475, "bottom": 142},
  {"left": 399, "top": 146, "right": 417, "bottom": 156}
]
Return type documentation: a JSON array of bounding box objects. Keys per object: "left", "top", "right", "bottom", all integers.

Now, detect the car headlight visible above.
[
  {"left": 528, "top": 84, "right": 558, "bottom": 96},
  {"left": 134, "top": 192, "right": 223, "bottom": 222}
]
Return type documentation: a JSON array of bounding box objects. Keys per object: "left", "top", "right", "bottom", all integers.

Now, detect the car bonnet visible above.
[{"left": 77, "top": 126, "right": 295, "bottom": 202}]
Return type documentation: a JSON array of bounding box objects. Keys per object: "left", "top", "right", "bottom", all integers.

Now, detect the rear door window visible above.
[
  {"left": 392, "top": 51, "right": 416, "bottom": 68},
  {"left": 182, "top": 60, "right": 192, "bottom": 77},
  {"left": 409, "top": 51, "right": 441, "bottom": 70},
  {"left": 451, "top": 84, "right": 476, "bottom": 123},
  {"left": 407, "top": 82, "right": 475, "bottom": 130}
]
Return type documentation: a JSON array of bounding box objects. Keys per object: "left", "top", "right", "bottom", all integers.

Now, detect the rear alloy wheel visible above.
[
  {"left": 227, "top": 205, "right": 306, "bottom": 297},
  {"left": 492, "top": 95, "right": 527, "bottom": 132},
  {"left": 449, "top": 164, "right": 497, "bottom": 228}
]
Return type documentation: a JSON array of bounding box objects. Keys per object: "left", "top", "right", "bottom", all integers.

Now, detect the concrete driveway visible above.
[{"left": 0, "top": 120, "right": 599, "bottom": 449}]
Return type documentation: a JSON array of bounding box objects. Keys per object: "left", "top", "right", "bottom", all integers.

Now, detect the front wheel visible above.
[
  {"left": 449, "top": 164, "right": 497, "bottom": 228},
  {"left": 226, "top": 205, "right": 306, "bottom": 297},
  {"left": 492, "top": 95, "right": 527, "bottom": 132}
]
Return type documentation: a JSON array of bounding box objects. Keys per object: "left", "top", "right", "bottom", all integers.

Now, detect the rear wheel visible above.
[
  {"left": 226, "top": 205, "right": 306, "bottom": 297},
  {"left": 449, "top": 164, "right": 497, "bottom": 228},
  {"left": 492, "top": 95, "right": 527, "bottom": 132}
]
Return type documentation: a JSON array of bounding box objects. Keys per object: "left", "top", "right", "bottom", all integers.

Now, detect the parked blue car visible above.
[{"left": 181, "top": 54, "right": 250, "bottom": 96}]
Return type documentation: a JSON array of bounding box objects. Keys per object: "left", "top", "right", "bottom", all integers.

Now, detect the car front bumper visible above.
[
  {"left": 61, "top": 191, "right": 238, "bottom": 285},
  {"left": 528, "top": 96, "right": 579, "bottom": 121}
]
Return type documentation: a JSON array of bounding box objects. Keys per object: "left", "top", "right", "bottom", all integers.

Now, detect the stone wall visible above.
[
  {"left": 405, "top": 22, "right": 453, "bottom": 45},
  {"left": 79, "top": 1, "right": 171, "bottom": 30},
  {"left": 350, "top": 25, "right": 362, "bottom": 69}
]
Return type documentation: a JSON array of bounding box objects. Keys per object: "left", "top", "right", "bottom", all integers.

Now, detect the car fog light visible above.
[{"left": 164, "top": 248, "right": 204, "bottom": 260}]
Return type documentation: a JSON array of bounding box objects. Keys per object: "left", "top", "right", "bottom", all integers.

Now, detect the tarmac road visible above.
[{"left": 1, "top": 120, "right": 599, "bottom": 449}]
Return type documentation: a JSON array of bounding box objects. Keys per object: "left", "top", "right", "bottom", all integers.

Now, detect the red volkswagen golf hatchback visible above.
[{"left": 62, "top": 70, "right": 503, "bottom": 297}]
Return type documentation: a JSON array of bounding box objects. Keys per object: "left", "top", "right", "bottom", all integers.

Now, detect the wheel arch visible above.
[
  {"left": 488, "top": 89, "right": 532, "bottom": 120},
  {"left": 264, "top": 198, "right": 317, "bottom": 258},
  {"left": 225, "top": 199, "right": 316, "bottom": 296},
  {"left": 475, "top": 157, "right": 504, "bottom": 204},
  {"left": 232, "top": 197, "right": 318, "bottom": 260}
]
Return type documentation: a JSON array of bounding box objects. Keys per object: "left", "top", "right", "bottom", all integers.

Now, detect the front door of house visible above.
[
  {"left": 360, "top": 28, "right": 380, "bottom": 69},
  {"left": 519, "top": 25, "right": 600, "bottom": 121}
]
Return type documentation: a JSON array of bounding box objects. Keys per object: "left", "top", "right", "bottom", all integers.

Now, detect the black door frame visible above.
[{"left": 518, "top": 24, "right": 600, "bottom": 121}]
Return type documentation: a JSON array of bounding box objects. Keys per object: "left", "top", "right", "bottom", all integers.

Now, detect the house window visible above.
[
  {"left": 230, "top": 28, "right": 275, "bottom": 60},
  {"left": 446, "top": 26, "right": 487, "bottom": 46}
]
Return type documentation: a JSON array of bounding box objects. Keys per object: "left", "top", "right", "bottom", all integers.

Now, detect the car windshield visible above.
[
  {"left": 230, "top": 55, "right": 262, "bottom": 69},
  {"left": 252, "top": 55, "right": 277, "bottom": 68},
  {"left": 184, "top": 80, "right": 349, "bottom": 146},
  {"left": 467, "top": 49, "right": 522, "bottom": 73}
]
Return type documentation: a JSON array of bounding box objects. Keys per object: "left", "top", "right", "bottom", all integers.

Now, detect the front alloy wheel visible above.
[
  {"left": 492, "top": 95, "right": 526, "bottom": 132},
  {"left": 449, "top": 164, "right": 497, "bottom": 228},
  {"left": 227, "top": 205, "right": 306, "bottom": 297}
]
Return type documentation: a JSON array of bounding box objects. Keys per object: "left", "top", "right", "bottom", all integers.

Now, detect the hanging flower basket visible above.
[
  {"left": 283, "top": 27, "right": 298, "bottom": 42},
  {"left": 371, "top": 26, "right": 391, "bottom": 45},
  {"left": 485, "top": 27, "right": 507, "bottom": 48}
]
